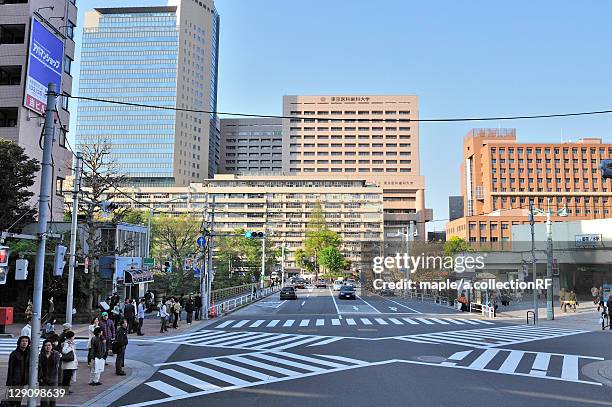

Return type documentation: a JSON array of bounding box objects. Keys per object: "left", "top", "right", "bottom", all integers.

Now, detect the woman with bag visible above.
[
  {"left": 89, "top": 327, "right": 105, "bottom": 386},
  {"left": 61, "top": 331, "right": 78, "bottom": 393},
  {"left": 38, "top": 339, "right": 61, "bottom": 407},
  {"left": 87, "top": 317, "right": 99, "bottom": 366}
]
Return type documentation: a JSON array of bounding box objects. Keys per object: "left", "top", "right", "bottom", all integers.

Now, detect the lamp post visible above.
[{"left": 396, "top": 221, "right": 418, "bottom": 296}]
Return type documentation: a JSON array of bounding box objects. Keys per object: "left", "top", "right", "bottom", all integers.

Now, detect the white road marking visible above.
[
  {"left": 316, "top": 319, "right": 325, "bottom": 326},
  {"left": 328, "top": 287, "right": 342, "bottom": 317},
  {"left": 299, "top": 319, "right": 310, "bottom": 327},
  {"left": 346, "top": 318, "right": 356, "bottom": 325},
  {"left": 379, "top": 297, "right": 422, "bottom": 314},
  {"left": 389, "top": 307, "right": 398, "bottom": 311},
  {"left": 266, "top": 320, "right": 280, "bottom": 327},
  {"left": 145, "top": 380, "right": 188, "bottom": 397},
  {"left": 300, "top": 301, "right": 306, "bottom": 306},
  {"left": 561, "top": 355, "right": 579, "bottom": 381},
  {"left": 374, "top": 318, "right": 388, "bottom": 325},
  {"left": 215, "top": 320, "right": 234, "bottom": 328},
  {"left": 428, "top": 318, "right": 449, "bottom": 325},
  {"left": 282, "top": 320, "right": 295, "bottom": 327},
  {"left": 307, "top": 337, "right": 342, "bottom": 347},
  {"left": 415, "top": 318, "right": 434, "bottom": 325},
  {"left": 530, "top": 353, "right": 551, "bottom": 375},
  {"left": 249, "top": 320, "right": 265, "bottom": 328},
  {"left": 498, "top": 350, "right": 525, "bottom": 373},
  {"left": 233, "top": 320, "right": 250, "bottom": 328},
  {"left": 180, "top": 362, "right": 250, "bottom": 385},
  {"left": 353, "top": 306, "right": 359, "bottom": 311},
  {"left": 331, "top": 319, "right": 340, "bottom": 326},
  {"left": 444, "top": 318, "right": 465, "bottom": 325},
  {"left": 250, "top": 353, "right": 325, "bottom": 372},
  {"left": 356, "top": 295, "right": 382, "bottom": 314},
  {"left": 360, "top": 318, "right": 372, "bottom": 325},
  {"left": 159, "top": 369, "right": 220, "bottom": 391},
  {"left": 388, "top": 318, "right": 403, "bottom": 325},
  {"left": 401, "top": 317, "right": 419, "bottom": 325}
]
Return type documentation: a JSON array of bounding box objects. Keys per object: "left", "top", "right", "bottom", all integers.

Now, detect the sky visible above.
[{"left": 69, "top": 0, "right": 612, "bottom": 231}]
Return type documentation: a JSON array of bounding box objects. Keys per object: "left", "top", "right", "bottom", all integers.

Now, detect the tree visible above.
[
  {"left": 0, "top": 139, "right": 40, "bottom": 232},
  {"left": 444, "top": 236, "right": 472, "bottom": 256},
  {"left": 318, "top": 246, "right": 347, "bottom": 276},
  {"left": 150, "top": 214, "right": 200, "bottom": 295},
  {"left": 301, "top": 202, "right": 342, "bottom": 280}
]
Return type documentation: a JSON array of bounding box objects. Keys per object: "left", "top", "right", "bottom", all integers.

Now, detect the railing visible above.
[
  {"left": 211, "top": 283, "right": 257, "bottom": 304},
  {"left": 209, "top": 285, "right": 282, "bottom": 318},
  {"left": 402, "top": 290, "right": 495, "bottom": 319}
]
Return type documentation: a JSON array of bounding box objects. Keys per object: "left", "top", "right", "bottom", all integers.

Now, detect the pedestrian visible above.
[
  {"left": 20, "top": 317, "right": 32, "bottom": 338},
  {"left": 113, "top": 319, "right": 129, "bottom": 376},
  {"left": 47, "top": 296, "right": 55, "bottom": 323},
  {"left": 89, "top": 327, "right": 105, "bottom": 386},
  {"left": 172, "top": 300, "right": 181, "bottom": 329},
  {"left": 38, "top": 339, "right": 61, "bottom": 407},
  {"left": 123, "top": 299, "right": 135, "bottom": 334},
  {"left": 592, "top": 285, "right": 600, "bottom": 304},
  {"left": 88, "top": 316, "right": 100, "bottom": 366},
  {"left": 99, "top": 312, "right": 116, "bottom": 363},
  {"left": 185, "top": 296, "right": 194, "bottom": 326},
  {"left": 111, "top": 301, "right": 122, "bottom": 328},
  {"left": 137, "top": 298, "right": 145, "bottom": 336},
  {"left": 49, "top": 333, "right": 61, "bottom": 354},
  {"left": 158, "top": 300, "right": 168, "bottom": 333},
  {"left": 559, "top": 288, "right": 567, "bottom": 312},
  {"left": 44, "top": 318, "right": 56, "bottom": 338},
  {"left": 6, "top": 336, "right": 30, "bottom": 407},
  {"left": 58, "top": 323, "right": 72, "bottom": 344},
  {"left": 60, "top": 331, "right": 77, "bottom": 394},
  {"left": 194, "top": 295, "right": 202, "bottom": 320},
  {"left": 165, "top": 298, "right": 174, "bottom": 327}
]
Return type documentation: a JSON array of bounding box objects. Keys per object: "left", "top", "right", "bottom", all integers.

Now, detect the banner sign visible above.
[{"left": 24, "top": 18, "right": 64, "bottom": 115}]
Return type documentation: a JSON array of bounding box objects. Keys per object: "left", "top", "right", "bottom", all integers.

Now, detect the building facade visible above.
[
  {"left": 446, "top": 129, "right": 612, "bottom": 244},
  {"left": 281, "top": 95, "right": 432, "bottom": 239},
  {"left": 448, "top": 195, "right": 464, "bottom": 221},
  {"left": 110, "top": 174, "right": 385, "bottom": 276},
  {"left": 0, "top": 0, "right": 78, "bottom": 219},
  {"left": 219, "top": 118, "right": 283, "bottom": 174},
  {"left": 76, "top": 0, "right": 220, "bottom": 186}
]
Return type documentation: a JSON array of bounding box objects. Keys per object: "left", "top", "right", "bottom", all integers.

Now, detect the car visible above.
[
  {"left": 293, "top": 278, "right": 306, "bottom": 289},
  {"left": 279, "top": 287, "right": 298, "bottom": 300},
  {"left": 315, "top": 279, "right": 327, "bottom": 288},
  {"left": 346, "top": 278, "right": 356, "bottom": 287},
  {"left": 338, "top": 285, "right": 356, "bottom": 300},
  {"left": 332, "top": 279, "right": 344, "bottom": 291}
]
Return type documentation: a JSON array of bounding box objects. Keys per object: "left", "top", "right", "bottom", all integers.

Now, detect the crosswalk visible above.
[
  {"left": 437, "top": 348, "right": 602, "bottom": 384},
  {"left": 210, "top": 316, "right": 495, "bottom": 330},
  {"left": 123, "top": 351, "right": 372, "bottom": 407},
  {"left": 396, "top": 325, "right": 587, "bottom": 348},
  {"left": 152, "top": 330, "right": 342, "bottom": 351},
  {"left": 0, "top": 339, "right": 83, "bottom": 356}
]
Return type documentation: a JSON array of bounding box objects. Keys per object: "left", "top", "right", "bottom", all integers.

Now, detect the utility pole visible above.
[
  {"left": 281, "top": 245, "right": 285, "bottom": 287},
  {"left": 529, "top": 200, "right": 538, "bottom": 325},
  {"left": 28, "top": 83, "right": 57, "bottom": 407},
  {"left": 65, "top": 151, "right": 82, "bottom": 325},
  {"left": 206, "top": 194, "right": 215, "bottom": 317},
  {"left": 260, "top": 235, "right": 266, "bottom": 289},
  {"left": 545, "top": 199, "right": 554, "bottom": 321},
  {"left": 199, "top": 193, "right": 208, "bottom": 320}
]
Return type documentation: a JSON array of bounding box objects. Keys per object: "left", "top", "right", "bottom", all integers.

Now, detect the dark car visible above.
[
  {"left": 293, "top": 278, "right": 306, "bottom": 289},
  {"left": 280, "top": 287, "right": 298, "bottom": 300},
  {"left": 315, "top": 279, "right": 327, "bottom": 288},
  {"left": 339, "top": 285, "right": 356, "bottom": 300}
]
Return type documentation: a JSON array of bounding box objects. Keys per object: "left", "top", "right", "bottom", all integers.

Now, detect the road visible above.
[{"left": 111, "top": 286, "right": 612, "bottom": 407}]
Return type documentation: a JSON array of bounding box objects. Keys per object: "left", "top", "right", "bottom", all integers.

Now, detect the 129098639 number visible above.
[{"left": 6, "top": 386, "right": 67, "bottom": 401}]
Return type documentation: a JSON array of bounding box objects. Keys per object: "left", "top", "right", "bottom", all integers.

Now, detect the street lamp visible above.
[
  {"left": 395, "top": 221, "right": 418, "bottom": 296},
  {"left": 146, "top": 195, "right": 189, "bottom": 258}
]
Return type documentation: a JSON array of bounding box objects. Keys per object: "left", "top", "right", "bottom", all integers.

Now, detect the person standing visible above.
[
  {"left": 87, "top": 317, "right": 100, "bottom": 366},
  {"left": 194, "top": 295, "right": 202, "bottom": 320},
  {"left": 60, "top": 331, "right": 77, "bottom": 394},
  {"left": 159, "top": 301, "right": 168, "bottom": 333},
  {"left": 113, "top": 319, "right": 129, "bottom": 375},
  {"left": 20, "top": 318, "right": 32, "bottom": 338},
  {"left": 58, "top": 323, "right": 72, "bottom": 344},
  {"left": 172, "top": 300, "right": 181, "bottom": 329},
  {"left": 6, "top": 336, "right": 30, "bottom": 407},
  {"left": 99, "top": 312, "right": 115, "bottom": 363},
  {"left": 185, "top": 296, "right": 194, "bottom": 326},
  {"left": 137, "top": 298, "right": 145, "bottom": 336},
  {"left": 89, "top": 327, "right": 105, "bottom": 385},
  {"left": 38, "top": 339, "right": 62, "bottom": 407},
  {"left": 123, "top": 299, "right": 135, "bottom": 334}
]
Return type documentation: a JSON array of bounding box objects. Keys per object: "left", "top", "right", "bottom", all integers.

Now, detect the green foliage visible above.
[
  {"left": 0, "top": 139, "right": 40, "bottom": 232},
  {"left": 118, "top": 209, "right": 147, "bottom": 225},
  {"left": 318, "top": 246, "right": 347, "bottom": 274},
  {"left": 298, "top": 202, "right": 342, "bottom": 279},
  {"left": 443, "top": 236, "right": 472, "bottom": 256}
]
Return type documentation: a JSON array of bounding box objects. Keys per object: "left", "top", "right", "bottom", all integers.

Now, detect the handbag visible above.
[
  {"left": 62, "top": 350, "right": 75, "bottom": 362},
  {"left": 94, "top": 357, "right": 105, "bottom": 373},
  {"left": 112, "top": 340, "right": 122, "bottom": 354}
]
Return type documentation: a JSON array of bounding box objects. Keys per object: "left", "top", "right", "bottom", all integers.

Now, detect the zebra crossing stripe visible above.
[
  {"left": 331, "top": 319, "right": 340, "bottom": 326},
  {"left": 250, "top": 320, "right": 265, "bottom": 328},
  {"left": 530, "top": 353, "right": 551, "bottom": 376},
  {"left": 316, "top": 319, "right": 325, "bottom": 326},
  {"left": 307, "top": 337, "right": 342, "bottom": 347},
  {"left": 235, "top": 333, "right": 294, "bottom": 348},
  {"left": 498, "top": 350, "right": 525, "bottom": 373},
  {"left": 415, "top": 318, "right": 434, "bottom": 325},
  {"left": 469, "top": 349, "right": 504, "bottom": 369},
  {"left": 275, "top": 351, "right": 345, "bottom": 368},
  {"left": 299, "top": 319, "right": 310, "bottom": 327},
  {"left": 215, "top": 320, "right": 234, "bottom": 328},
  {"left": 388, "top": 318, "right": 403, "bottom": 325},
  {"left": 224, "top": 355, "right": 299, "bottom": 376},
  {"left": 220, "top": 332, "right": 275, "bottom": 346},
  {"left": 249, "top": 353, "right": 326, "bottom": 372},
  {"left": 266, "top": 320, "right": 280, "bottom": 327},
  {"left": 360, "top": 318, "right": 372, "bottom": 325},
  {"left": 159, "top": 369, "right": 220, "bottom": 391},
  {"left": 560, "top": 355, "right": 579, "bottom": 380},
  {"left": 314, "top": 354, "right": 368, "bottom": 365},
  {"left": 374, "top": 318, "right": 388, "bottom": 325},
  {"left": 202, "top": 332, "right": 255, "bottom": 345},
  {"left": 146, "top": 380, "right": 188, "bottom": 397},
  {"left": 268, "top": 336, "right": 324, "bottom": 350},
  {"left": 443, "top": 318, "right": 465, "bottom": 325},
  {"left": 283, "top": 320, "right": 295, "bottom": 327},
  {"left": 346, "top": 318, "right": 356, "bottom": 325},
  {"left": 441, "top": 350, "right": 473, "bottom": 366},
  {"left": 180, "top": 361, "right": 251, "bottom": 385},
  {"left": 233, "top": 320, "right": 250, "bottom": 328},
  {"left": 402, "top": 318, "right": 419, "bottom": 325},
  {"left": 428, "top": 318, "right": 449, "bottom": 325},
  {"left": 209, "top": 359, "right": 276, "bottom": 381},
  {"left": 460, "top": 319, "right": 481, "bottom": 325}
]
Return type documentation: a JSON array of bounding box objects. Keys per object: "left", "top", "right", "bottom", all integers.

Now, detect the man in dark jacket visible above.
[
  {"left": 90, "top": 327, "right": 105, "bottom": 385},
  {"left": 7, "top": 336, "right": 30, "bottom": 407},
  {"left": 185, "top": 296, "right": 194, "bottom": 326},
  {"left": 38, "top": 339, "right": 62, "bottom": 407},
  {"left": 123, "top": 299, "right": 135, "bottom": 334},
  {"left": 114, "top": 319, "right": 129, "bottom": 375},
  {"left": 99, "top": 312, "right": 115, "bottom": 362},
  {"left": 194, "top": 295, "right": 202, "bottom": 320}
]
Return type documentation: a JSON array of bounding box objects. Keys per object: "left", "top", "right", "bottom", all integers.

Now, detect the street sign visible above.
[
  {"left": 193, "top": 267, "right": 200, "bottom": 278},
  {"left": 143, "top": 257, "right": 154, "bottom": 267},
  {"left": 196, "top": 236, "right": 207, "bottom": 248},
  {"left": 184, "top": 257, "right": 194, "bottom": 271}
]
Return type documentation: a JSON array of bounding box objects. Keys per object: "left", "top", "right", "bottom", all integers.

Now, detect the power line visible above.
[{"left": 65, "top": 94, "right": 612, "bottom": 123}]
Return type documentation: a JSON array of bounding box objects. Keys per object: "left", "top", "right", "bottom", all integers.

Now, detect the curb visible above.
[
  {"left": 582, "top": 360, "right": 612, "bottom": 386},
  {"left": 82, "top": 358, "right": 154, "bottom": 407}
]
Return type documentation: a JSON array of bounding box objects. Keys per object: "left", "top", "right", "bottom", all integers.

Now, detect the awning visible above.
[{"left": 124, "top": 269, "right": 154, "bottom": 285}]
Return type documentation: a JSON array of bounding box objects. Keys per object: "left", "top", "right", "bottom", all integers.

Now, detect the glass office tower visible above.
[{"left": 76, "top": 1, "right": 220, "bottom": 186}]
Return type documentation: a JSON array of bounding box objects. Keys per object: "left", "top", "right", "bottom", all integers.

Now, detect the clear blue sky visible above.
[{"left": 70, "top": 0, "right": 612, "bottom": 230}]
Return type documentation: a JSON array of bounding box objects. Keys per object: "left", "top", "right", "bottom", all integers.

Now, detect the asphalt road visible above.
[{"left": 111, "top": 286, "right": 612, "bottom": 407}]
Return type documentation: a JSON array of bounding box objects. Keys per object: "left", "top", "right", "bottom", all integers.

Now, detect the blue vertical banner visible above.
[{"left": 24, "top": 18, "right": 64, "bottom": 115}]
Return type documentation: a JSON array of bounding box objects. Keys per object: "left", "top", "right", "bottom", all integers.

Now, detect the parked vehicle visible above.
[{"left": 315, "top": 279, "right": 327, "bottom": 288}]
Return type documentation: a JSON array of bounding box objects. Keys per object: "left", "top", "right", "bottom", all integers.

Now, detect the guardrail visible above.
[
  {"left": 209, "top": 285, "right": 282, "bottom": 318},
  {"left": 399, "top": 290, "right": 496, "bottom": 319},
  {"left": 211, "top": 283, "right": 257, "bottom": 304}
]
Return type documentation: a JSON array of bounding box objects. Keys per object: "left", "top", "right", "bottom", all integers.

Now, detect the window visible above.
[
  {"left": 63, "top": 56, "right": 72, "bottom": 75},
  {"left": 65, "top": 21, "right": 76, "bottom": 40},
  {"left": 61, "top": 93, "right": 70, "bottom": 111},
  {"left": 55, "top": 177, "right": 64, "bottom": 196}
]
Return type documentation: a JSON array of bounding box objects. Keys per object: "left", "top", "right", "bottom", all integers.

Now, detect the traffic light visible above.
[
  {"left": 53, "top": 245, "right": 67, "bottom": 276},
  {"left": 245, "top": 231, "right": 264, "bottom": 239},
  {"left": 0, "top": 246, "right": 9, "bottom": 285},
  {"left": 163, "top": 261, "right": 172, "bottom": 273}
]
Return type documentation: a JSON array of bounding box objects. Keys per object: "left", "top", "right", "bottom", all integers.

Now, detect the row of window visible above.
[
  {"left": 491, "top": 147, "right": 611, "bottom": 156},
  {"left": 291, "top": 143, "right": 411, "bottom": 148},
  {"left": 290, "top": 159, "right": 411, "bottom": 164},
  {"left": 491, "top": 187, "right": 609, "bottom": 193},
  {"left": 76, "top": 125, "right": 174, "bottom": 130},
  {"left": 291, "top": 110, "right": 411, "bottom": 115},
  {"left": 292, "top": 151, "right": 411, "bottom": 156},
  {"left": 81, "top": 41, "right": 178, "bottom": 48},
  {"left": 290, "top": 126, "right": 409, "bottom": 131},
  {"left": 284, "top": 168, "right": 412, "bottom": 173},
  {"left": 82, "top": 50, "right": 177, "bottom": 57},
  {"left": 491, "top": 158, "right": 609, "bottom": 166},
  {"left": 290, "top": 134, "right": 410, "bottom": 140}
]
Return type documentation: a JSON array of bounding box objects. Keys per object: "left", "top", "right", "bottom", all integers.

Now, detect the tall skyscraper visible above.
[
  {"left": 446, "top": 128, "right": 612, "bottom": 243},
  {"left": 76, "top": 0, "right": 220, "bottom": 186},
  {"left": 0, "top": 0, "right": 78, "bottom": 219},
  {"left": 281, "top": 95, "right": 432, "bottom": 239}
]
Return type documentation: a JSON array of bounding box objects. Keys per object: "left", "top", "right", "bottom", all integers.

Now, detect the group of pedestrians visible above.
[
  {"left": 6, "top": 328, "right": 79, "bottom": 407},
  {"left": 157, "top": 295, "right": 198, "bottom": 333},
  {"left": 87, "top": 311, "right": 130, "bottom": 386}
]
